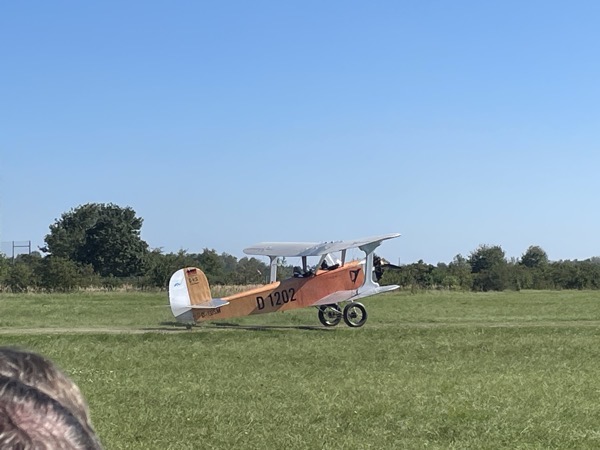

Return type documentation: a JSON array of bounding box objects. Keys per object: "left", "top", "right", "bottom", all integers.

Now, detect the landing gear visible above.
[
  {"left": 343, "top": 302, "right": 368, "bottom": 328},
  {"left": 185, "top": 324, "right": 193, "bottom": 330},
  {"left": 318, "top": 302, "right": 368, "bottom": 327},
  {"left": 318, "top": 304, "right": 342, "bottom": 327}
]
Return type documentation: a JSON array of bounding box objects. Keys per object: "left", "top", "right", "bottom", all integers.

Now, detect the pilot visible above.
[
  {"left": 293, "top": 266, "right": 314, "bottom": 278},
  {"left": 320, "top": 260, "right": 339, "bottom": 271}
]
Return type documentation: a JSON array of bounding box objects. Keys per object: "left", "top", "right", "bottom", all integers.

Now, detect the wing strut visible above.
[
  {"left": 355, "top": 238, "right": 400, "bottom": 298},
  {"left": 269, "top": 256, "right": 277, "bottom": 283}
]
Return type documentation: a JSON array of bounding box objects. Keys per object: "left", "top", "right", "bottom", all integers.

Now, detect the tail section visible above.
[{"left": 168, "top": 267, "right": 229, "bottom": 322}]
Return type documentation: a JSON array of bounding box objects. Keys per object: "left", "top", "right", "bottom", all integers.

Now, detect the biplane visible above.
[{"left": 168, "top": 233, "right": 400, "bottom": 328}]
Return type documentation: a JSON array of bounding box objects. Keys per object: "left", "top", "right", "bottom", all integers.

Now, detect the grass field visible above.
[{"left": 2, "top": 290, "right": 600, "bottom": 449}]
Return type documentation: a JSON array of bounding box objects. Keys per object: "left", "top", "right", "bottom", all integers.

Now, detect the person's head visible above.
[
  {"left": 0, "top": 347, "right": 94, "bottom": 436},
  {"left": 0, "top": 375, "right": 102, "bottom": 449}
]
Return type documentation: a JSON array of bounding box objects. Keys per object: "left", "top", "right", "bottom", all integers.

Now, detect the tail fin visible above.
[{"left": 169, "top": 267, "right": 229, "bottom": 322}]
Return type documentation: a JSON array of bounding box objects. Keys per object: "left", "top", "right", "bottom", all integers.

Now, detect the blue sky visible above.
[{"left": 2, "top": 1, "right": 599, "bottom": 265}]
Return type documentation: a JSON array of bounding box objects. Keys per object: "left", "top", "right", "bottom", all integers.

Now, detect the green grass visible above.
[{"left": 2, "top": 290, "right": 600, "bottom": 448}]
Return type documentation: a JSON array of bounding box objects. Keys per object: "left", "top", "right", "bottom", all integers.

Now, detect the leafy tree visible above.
[
  {"left": 550, "top": 260, "right": 600, "bottom": 290},
  {"left": 469, "top": 245, "right": 506, "bottom": 273},
  {"left": 448, "top": 254, "right": 473, "bottom": 290},
  {"left": 550, "top": 261, "right": 585, "bottom": 289},
  {"left": 520, "top": 246, "right": 549, "bottom": 269},
  {"left": 6, "top": 263, "right": 34, "bottom": 292},
  {"left": 43, "top": 203, "right": 148, "bottom": 277},
  {"left": 144, "top": 249, "right": 198, "bottom": 288},
  {"left": 382, "top": 260, "right": 434, "bottom": 291},
  {"left": 196, "top": 248, "right": 225, "bottom": 284},
  {"left": 0, "top": 254, "right": 10, "bottom": 287},
  {"left": 431, "top": 262, "right": 449, "bottom": 286},
  {"left": 469, "top": 245, "right": 508, "bottom": 291},
  {"left": 235, "top": 257, "right": 269, "bottom": 284},
  {"left": 219, "top": 253, "right": 239, "bottom": 284},
  {"left": 511, "top": 263, "right": 533, "bottom": 290},
  {"left": 516, "top": 245, "right": 550, "bottom": 289},
  {"left": 38, "top": 256, "right": 82, "bottom": 291},
  {"left": 15, "top": 251, "right": 43, "bottom": 265},
  {"left": 277, "top": 258, "right": 293, "bottom": 281},
  {"left": 473, "top": 265, "right": 510, "bottom": 291}
]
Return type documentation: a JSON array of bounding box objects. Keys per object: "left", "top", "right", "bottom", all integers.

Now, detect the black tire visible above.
[
  {"left": 318, "top": 304, "right": 342, "bottom": 327},
  {"left": 343, "top": 302, "right": 367, "bottom": 327}
]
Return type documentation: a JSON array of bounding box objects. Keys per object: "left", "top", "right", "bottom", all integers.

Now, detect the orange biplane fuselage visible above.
[{"left": 186, "top": 261, "right": 365, "bottom": 323}]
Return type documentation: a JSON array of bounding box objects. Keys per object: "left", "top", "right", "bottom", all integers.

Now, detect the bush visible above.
[{"left": 6, "top": 263, "right": 34, "bottom": 293}]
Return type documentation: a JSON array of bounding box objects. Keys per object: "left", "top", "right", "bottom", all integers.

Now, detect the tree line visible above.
[
  {"left": 380, "top": 245, "right": 600, "bottom": 291},
  {"left": 1, "top": 203, "right": 598, "bottom": 292}
]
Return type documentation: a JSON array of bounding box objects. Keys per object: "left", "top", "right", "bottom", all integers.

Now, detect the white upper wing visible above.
[
  {"left": 242, "top": 242, "right": 321, "bottom": 257},
  {"left": 243, "top": 233, "right": 400, "bottom": 257}
]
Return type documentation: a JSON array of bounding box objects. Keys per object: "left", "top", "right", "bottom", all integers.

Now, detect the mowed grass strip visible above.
[
  {"left": 2, "top": 290, "right": 600, "bottom": 330},
  {"left": 1, "top": 290, "right": 600, "bottom": 448}
]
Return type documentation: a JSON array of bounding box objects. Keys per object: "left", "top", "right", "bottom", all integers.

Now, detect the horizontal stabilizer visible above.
[{"left": 187, "top": 298, "right": 229, "bottom": 309}]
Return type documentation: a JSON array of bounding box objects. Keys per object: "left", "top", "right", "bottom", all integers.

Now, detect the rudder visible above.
[
  {"left": 183, "top": 267, "right": 212, "bottom": 305},
  {"left": 168, "top": 267, "right": 212, "bottom": 322}
]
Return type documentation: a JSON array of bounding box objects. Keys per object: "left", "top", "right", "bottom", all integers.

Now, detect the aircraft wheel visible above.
[
  {"left": 343, "top": 302, "right": 368, "bottom": 327},
  {"left": 318, "top": 304, "right": 342, "bottom": 327}
]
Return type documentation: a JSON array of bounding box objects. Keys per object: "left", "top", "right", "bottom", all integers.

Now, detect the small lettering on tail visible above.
[{"left": 186, "top": 268, "right": 199, "bottom": 285}]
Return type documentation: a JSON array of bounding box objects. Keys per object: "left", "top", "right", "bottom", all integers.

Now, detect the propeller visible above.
[{"left": 373, "top": 255, "right": 402, "bottom": 281}]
